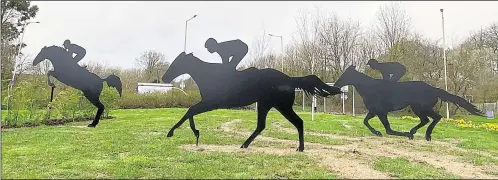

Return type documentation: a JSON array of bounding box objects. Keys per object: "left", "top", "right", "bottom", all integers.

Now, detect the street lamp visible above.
[
  {"left": 10, "top": 21, "right": 40, "bottom": 88},
  {"left": 182, "top": 15, "right": 197, "bottom": 83},
  {"left": 440, "top": 9, "right": 450, "bottom": 119},
  {"left": 6, "top": 21, "right": 40, "bottom": 112},
  {"left": 184, "top": 15, "right": 197, "bottom": 52},
  {"left": 268, "top": 34, "right": 284, "bottom": 72}
]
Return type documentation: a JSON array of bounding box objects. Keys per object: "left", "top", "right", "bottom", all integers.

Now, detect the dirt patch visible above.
[
  {"left": 119, "top": 152, "right": 130, "bottom": 158},
  {"left": 186, "top": 119, "right": 498, "bottom": 179},
  {"left": 270, "top": 121, "right": 498, "bottom": 179},
  {"left": 136, "top": 131, "right": 162, "bottom": 136},
  {"left": 198, "top": 119, "right": 393, "bottom": 179}
]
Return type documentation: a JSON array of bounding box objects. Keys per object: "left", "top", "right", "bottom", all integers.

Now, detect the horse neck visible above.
[
  {"left": 348, "top": 70, "right": 375, "bottom": 94},
  {"left": 183, "top": 58, "right": 211, "bottom": 87}
]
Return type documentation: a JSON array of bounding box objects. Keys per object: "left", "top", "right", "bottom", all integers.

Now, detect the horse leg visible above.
[
  {"left": 377, "top": 112, "right": 411, "bottom": 138},
  {"left": 409, "top": 108, "right": 430, "bottom": 138},
  {"left": 363, "top": 112, "right": 382, "bottom": 137},
  {"left": 83, "top": 92, "right": 105, "bottom": 128},
  {"left": 425, "top": 110, "right": 442, "bottom": 141},
  {"left": 47, "top": 70, "right": 57, "bottom": 87},
  {"left": 275, "top": 103, "right": 305, "bottom": 152},
  {"left": 188, "top": 116, "right": 201, "bottom": 146},
  {"left": 167, "top": 102, "right": 213, "bottom": 143},
  {"left": 240, "top": 101, "right": 271, "bottom": 149}
]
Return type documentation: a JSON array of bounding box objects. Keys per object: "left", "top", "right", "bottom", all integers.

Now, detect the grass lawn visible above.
[{"left": 2, "top": 108, "right": 498, "bottom": 179}]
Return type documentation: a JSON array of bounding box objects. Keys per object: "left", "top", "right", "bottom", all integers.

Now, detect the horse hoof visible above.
[
  {"left": 167, "top": 131, "right": 174, "bottom": 137},
  {"left": 425, "top": 136, "right": 432, "bottom": 141},
  {"left": 408, "top": 134, "right": 414, "bottom": 140},
  {"left": 296, "top": 147, "right": 304, "bottom": 152},
  {"left": 374, "top": 131, "right": 383, "bottom": 137},
  {"left": 87, "top": 124, "right": 96, "bottom": 128}
]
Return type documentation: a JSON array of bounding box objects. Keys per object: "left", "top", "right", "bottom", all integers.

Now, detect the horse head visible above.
[
  {"left": 334, "top": 65, "right": 357, "bottom": 88},
  {"left": 162, "top": 52, "right": 195, "bottom": 83},
  {"left": 33, "top": 46, "right": 49, "bottom": 66},
  {"left": 32, "top": 45, "right": 69, "bottom": 66}
]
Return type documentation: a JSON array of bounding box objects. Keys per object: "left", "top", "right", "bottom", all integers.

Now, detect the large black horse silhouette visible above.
[
  {"left": 162, "top": 52, "right": 342, "bottom": 152},
  {"left": 334, "top": 65, "right": 484, "bottom": 141},
  {"left": 32, "top": 45, "right": 122, "bottom": 127}
]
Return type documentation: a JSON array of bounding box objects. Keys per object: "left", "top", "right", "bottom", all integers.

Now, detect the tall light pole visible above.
[
  {"left": 6, "top": 21, "right": 40, "bottom": 112},
  {"left": 311, "top": 43, "right": 316, "bottom": 120},
  {"left": 10, "top": 21, "right": 40, "bottom": 88},
  {"left": 181, "top": 15, "right": 197, "bottom": 83},
  {"left": 440, "top": 9, "right": 450, "bottom": 119},
  {"left": 184, "top": 15, "right": 197, "bottom": 52},
  {"left": 268, "top": 34, "right": 284, "bottom": 72}
]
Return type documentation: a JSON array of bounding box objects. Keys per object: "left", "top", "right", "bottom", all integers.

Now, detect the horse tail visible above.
[
  {"left": 103, "top": 74, "right": 123, "bottom": 97},
  {"left": 435, "top": 88, "right": 484, "bottom": 116},
  {"left": 291, "top": 75, "right": 342, "bottom": 97}
]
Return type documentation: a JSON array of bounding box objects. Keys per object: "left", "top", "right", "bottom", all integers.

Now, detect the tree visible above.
[
  {"left": 135, "top": 50, "right": 169, "bottom": 82},
  {"left": 374, "top": 2, "right": 411, "bottom": 59},
  {"left": 1, "top": 0, "right": 39, "bottom": 91},
  {"left": 317, "top": 13, "right": 361, "bottom": 80}
]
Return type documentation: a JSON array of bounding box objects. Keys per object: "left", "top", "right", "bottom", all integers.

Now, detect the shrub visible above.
[{"left": 118, "top": 90, "right": 201, "bottom": 109}]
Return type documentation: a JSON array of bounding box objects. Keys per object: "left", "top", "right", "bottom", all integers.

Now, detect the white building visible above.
[{"left": 136, "top": 83, "right": 173, "bottom": 94}]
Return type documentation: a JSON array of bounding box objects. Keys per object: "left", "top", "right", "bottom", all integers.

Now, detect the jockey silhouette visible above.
[
  {"left": 204, "top": 38, "right": 250, "bottom": 71},
  {"left": 63, "top": 39, "right": 87, "bottom": 68},
  {"left": 367, "top": 59, "right": 406, "bottom": 82}
]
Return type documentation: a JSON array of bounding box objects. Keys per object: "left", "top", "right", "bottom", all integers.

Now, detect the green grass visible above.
[
  {"left": 2, "top": 108, "right": 336, "bottom": 179},
  {"left": 2, "top": 108, "right": 498, "bottom": 179},
  {"left": 373, "top": 157, "right": 458, "bottom": 179}
]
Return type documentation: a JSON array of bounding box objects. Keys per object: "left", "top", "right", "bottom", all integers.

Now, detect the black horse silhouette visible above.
[
  {"left": 334, "top": 65, "right": 484, "bottom": 141},
  {"left": 32, "top": 45, "right": 123, "bottom": 127},
  {"left": 162, "top": 52, "right": 342, "bottom": 152}
]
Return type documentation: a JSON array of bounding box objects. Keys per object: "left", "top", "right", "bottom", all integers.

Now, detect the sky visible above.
[{"left": 21, "top": 1, "right": 498, "bottom": 70}]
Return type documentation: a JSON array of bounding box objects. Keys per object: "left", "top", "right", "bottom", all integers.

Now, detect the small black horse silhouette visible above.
[
  {"left": 162, "top": 52, "right": 342, "bottom": 152},
  {"left": 334, "top": 65, "right": 484, "bottom": 141},
  {"left": 33, "top": 45, "right": 123, "bottom": 127}
]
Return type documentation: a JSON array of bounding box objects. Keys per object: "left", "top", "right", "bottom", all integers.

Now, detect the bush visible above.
[
  {"left": 2, "top": 80, "right": 120, "bottom": 128},
  {"left": 118, "top": 90, "right": 201, "bottom": 109},
  {"left": 3, "top": 80, "right": 50, "bottom": 126}
]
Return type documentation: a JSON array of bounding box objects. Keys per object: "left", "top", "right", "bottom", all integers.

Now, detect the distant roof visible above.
[{"left": 137, "top": 83, "right": 173, "bottom": 87}]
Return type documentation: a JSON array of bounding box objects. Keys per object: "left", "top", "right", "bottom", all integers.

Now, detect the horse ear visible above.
[{"left": 187, "top": 53, "right": 193, "bottom": 56}]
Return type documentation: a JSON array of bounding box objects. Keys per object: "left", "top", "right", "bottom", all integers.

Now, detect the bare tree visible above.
[
  {"left": 355, "top": 29, "right": 381, "bottom": 71},
  {"left": 484, "top": 23, "right": 498, "bottom": 53},
  {"left": 135, "top": 50, "right": 169, "bottom": 82},
  {"left": 374, "top": 2, "right": 412, "bottom": 56},
  {"left": 248, "top": 29, "right": 271, "bottom": 67}
]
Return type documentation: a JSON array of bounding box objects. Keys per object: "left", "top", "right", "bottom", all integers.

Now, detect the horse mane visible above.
[
  {"left": 42, "top": 45, "right": 71, "bottom": 60},
  {"left": 350, "top": 68, "right": 373, "bottom": 80},
  {"left": 44, "top": 45, "right": 67, "bottom": 53},
  {"left": 46, "top": 45, "right": 64, "bottom": 49},
  {"left": 184, "top": 52, "right": 204, "bottom": 63}
]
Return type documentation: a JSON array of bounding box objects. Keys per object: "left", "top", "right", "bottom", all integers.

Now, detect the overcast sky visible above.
[{"left": 22, "top": 1, "right": 498, "bottom": 70}]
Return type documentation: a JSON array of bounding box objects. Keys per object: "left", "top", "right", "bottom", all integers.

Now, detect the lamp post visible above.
[
  {"left": 182, "top": 15, "right": 197, "bottom": 82},
  {"left": 311, "top": 44, "right": 316, "bottom": 120},
  {"left": 440, "top": 9, "right": 450, "bottom": 119},
  {"left": 184, "top": 15, "right": 197, "bottom": 52},
  {"left": 6, "top": 21, "right": 40, "bottom": 112},
  {"left": 268, "top": 34, "right": 284, "bottom": 72}
]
